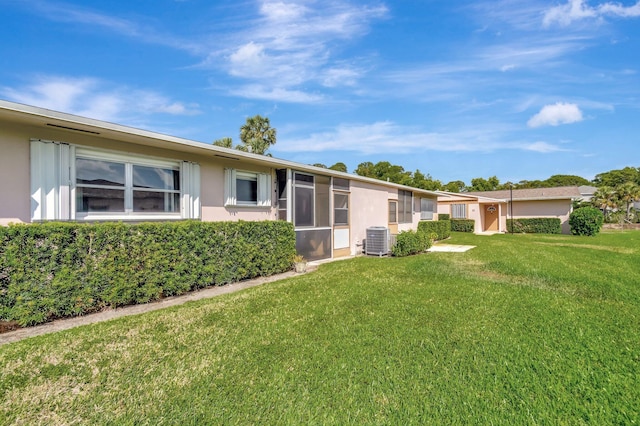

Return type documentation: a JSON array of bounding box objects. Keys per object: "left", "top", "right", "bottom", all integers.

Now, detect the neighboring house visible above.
[
  {"left": 578, "top": 185, "right": 598, "bottom": 203},
  {"left": 453, "top": 186, "right": 582, "bottom": 234},
  {"left": 436, "top": 192, "right": 507, "bottom": 234},
  {"left": 0, "top": 100, "right": 439, "bottom": 261}
]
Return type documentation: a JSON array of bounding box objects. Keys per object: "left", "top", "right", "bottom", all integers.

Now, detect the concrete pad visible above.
[{"left": 427, "top": 244, "right": 476, "bottom": 253}]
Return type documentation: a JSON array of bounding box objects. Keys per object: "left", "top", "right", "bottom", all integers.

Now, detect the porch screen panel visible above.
[
  {"left": 315, "top": 175, "right": 330, "bottom": 227},
  {"left": 295, "top": 229, "right": 331, "bottom": 261},
  {"left": 276, "top": 169, "right": 288, "bottom": 221}
]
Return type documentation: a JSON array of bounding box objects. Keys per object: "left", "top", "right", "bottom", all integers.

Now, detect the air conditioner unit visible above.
[{"left": 365, "top": 226, "right": 390, "bottom": 256}]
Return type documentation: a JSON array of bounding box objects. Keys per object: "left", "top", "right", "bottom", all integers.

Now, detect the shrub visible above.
[
  {"left": 451, "top": 219, "right": 474, "bottom": 233},
  {"left": 438, "top": 213, "right": 450, "bottom": 221},
  {"left": 569, "top": 207, "right": 604, "bottom": 236},
  {"left": 507, "top": 218, "right": 562, "bottom": 234},
  {"left": 0, "top": 220, "right": 296, "bottom": 326},
  {"left": 391, "top": 230, "right": 432, "bottom": 257},
  {"left": 418, "top": 220, "right": 451, "bottom": 241}
]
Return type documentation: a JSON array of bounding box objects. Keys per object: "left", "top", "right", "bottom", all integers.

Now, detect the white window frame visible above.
[
  {"left": 451, "top": 203, "right": 467, "bottom": 219},
  {"left": 74, "top": 148, "right": 183, "bottom": 220},
  {"left": 333, "top": 192, "right": 349, "bottom": 226},
  {"left": 224, "top": 168, "right": 271, "bottom": 207},
  {"left": 30, "top": 140, "right": 200, "bottom": 221},
  {"left": 388, "top": 200, "right": 398, "bottom": 224}
]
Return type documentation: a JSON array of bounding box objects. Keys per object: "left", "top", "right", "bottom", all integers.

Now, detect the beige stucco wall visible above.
[
  {"left": 350, "top": 181, "right": 396, "bottom": 255},
  {"left": 198, "top": 157, "right": 275, "bottom": 222},
  {"left": 0, "top": 119, "right": 277, "bottom": 225},
  {"left": 511, "top": 199, "right": 573, "bottom": 234},
  {"left": 0, "top": 123, "right": 31, "bottom": 225},
  {"left": 348, "top": 182, "right": 437, "bottom": 255}
]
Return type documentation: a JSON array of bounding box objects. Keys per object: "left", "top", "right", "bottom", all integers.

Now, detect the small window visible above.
[
  {"left": 334, "top": 193, "right": 349, "bottom": 225},
  {"left": 420, "top": 198, "right": 435, "bottom": 220},
  {"left": 224, "top": 169, "right": 271, "bottom": 207},
  {"left": 452, "top": 203, "right": 467, "bottom": 219},
  {"left": 236, "top": 172, "right": 258, "bottom": 205},
  {"left": 389, "top": 200, "right": 398, "bottom": 224},
  {"left": 333, "top": 177, "right": 350, "bottom": 191}
]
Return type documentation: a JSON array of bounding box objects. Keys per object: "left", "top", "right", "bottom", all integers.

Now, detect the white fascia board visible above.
[{"left": 0, "top": 99, "right": 440, "bottom": 197}]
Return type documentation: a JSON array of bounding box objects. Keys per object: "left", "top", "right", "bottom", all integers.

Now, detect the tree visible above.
[
  {"left": 615, "top": 182, "right": 640, "bottom": 221},
  {"left": 354, "top": 162, "right": 375, "bottom": 178},
  {"left": 545, "top": 174, "right": 590, "bottom": 187},
  {"left": 329, "top": 162, "right": 348, "bottom": 173},
  {"left": 593, "top": 167, "right": 640, "bottom": 187},
  {"left": 591, "top": 186, "right": 617, "bottom": 221},
  {"left": 354, "top": 161, "right": 412, "bottom": 185},
  {"left": 311, "top": 163, "right": 327, "bottom": 168},
  {"left": 443, "top": 180, "right": 466, "bottom": 193},
  {"left": 516, "top": 179, "right": 548, "bottom": 189},
  {"left": 238, "top": 115, "right": 277, "bottom": 155},
  {"left": 412, "top": 170, "right": 442, "bottom": 190},
  {"left": 469, "top": 176, "right": 501, "bottom": 192},
  {"left": 213, "top": 137, "right": 233, "bottom": 148}
]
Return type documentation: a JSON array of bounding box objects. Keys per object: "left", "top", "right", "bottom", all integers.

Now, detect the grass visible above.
[{"left": 1, "top": 231, "right": 639, "bottom": 425}]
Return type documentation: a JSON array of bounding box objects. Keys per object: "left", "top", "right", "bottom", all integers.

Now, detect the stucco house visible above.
[
  {"left": 436, "top": 192, "right": 507, "bottom": 234},
  {"left": 438, "top": 186, "right": 582, "bottom": 234},
  {"left": 0, "top": 100, "right": 439, "bottom": 261}
]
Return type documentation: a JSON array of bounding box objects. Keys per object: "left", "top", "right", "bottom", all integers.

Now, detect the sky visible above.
[{"left": 1, "top": 0, "right": 639, "bottom": 185}]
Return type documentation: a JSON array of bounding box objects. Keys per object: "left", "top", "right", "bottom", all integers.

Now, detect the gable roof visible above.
[
  {"left": 0, "top": 99, "right": 439, "bottom": 198},
  {"left": 436, "top": 191, "right": 506, "bottom": 203},
  {"left": 466, "top": 186, "right": 581, "bottom": 201}
]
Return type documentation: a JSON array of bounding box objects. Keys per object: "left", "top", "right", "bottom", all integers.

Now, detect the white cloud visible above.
[
  {"left": 322, "top": 66, "right": 361, "bottom": 87},
  {"left": 527, "top": 102, "right": 584, "bottom": 127},
  {"left": 230, "top": 84, "right": 324, "bottom": 103},
  {"left": 1, "top": 75, "right": 200, "bottom": 122},
  {"left": 522, "top": 141, "right": 567, "bottom": 152},
  {"left": 543, "top": 0, "right": 640, "bottom": 27},
  {"left": 276, "top": 121, "right": 553, "bottom": 155},
  {"left": 218, "top": 1, "right": 388, "bottom": 101}
]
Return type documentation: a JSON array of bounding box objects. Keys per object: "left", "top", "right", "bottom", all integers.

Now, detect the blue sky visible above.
[{"left": 1, "top": 0, "right": 639, "bottom": 184}]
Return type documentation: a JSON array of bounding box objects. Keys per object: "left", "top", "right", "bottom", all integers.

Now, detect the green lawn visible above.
[{"left": 1, "top": 231, "right": 639, "bottom": 425}]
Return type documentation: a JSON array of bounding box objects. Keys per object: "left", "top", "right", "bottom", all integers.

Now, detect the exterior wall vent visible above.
[{"left": 365, "top": 226, "right": 390, "bottom": 256}]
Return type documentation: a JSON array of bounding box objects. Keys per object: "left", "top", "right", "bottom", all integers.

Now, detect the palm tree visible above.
[
  {"left": 615, "top": 182, "right": 640, "bottom": 221},
  {"left": 591, "top": 186, "right": 618, "bottom": 221},
  {"left": 239, "top": 115, "right": 276, "bottom": 155},
  {"left": 213, "top": 137, "right": 233, "bottom": 148}
]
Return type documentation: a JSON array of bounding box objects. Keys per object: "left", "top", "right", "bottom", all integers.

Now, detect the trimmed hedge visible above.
[
  {"left": 438, "top": 213, "right": 450, "bottom": 221},
  {"left": 569, "top": 207, "right": 604, "bottom": 236},
  {"left": 418, "top": 220, "right": 451, "bottom": 241},
  {"left": 0, "top": 220, "right": 296, "bottom": 326},
  {"left": 507, "top": 218, "right": 561, "bottom": 234},
  {"left": 451, "top": 219, "right": 475, "bottom": 233},
  {"left": 391, "top": 230, "right": 432, "bottom": 257}
]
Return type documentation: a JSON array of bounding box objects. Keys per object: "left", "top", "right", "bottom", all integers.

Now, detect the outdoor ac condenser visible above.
[{"left": 365, "top": 226, "right": 390, "bottom": 256}]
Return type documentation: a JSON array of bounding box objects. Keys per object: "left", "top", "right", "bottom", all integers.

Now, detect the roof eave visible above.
[{"left": 0, "top": 99, "right": 440, "bottom": 197}]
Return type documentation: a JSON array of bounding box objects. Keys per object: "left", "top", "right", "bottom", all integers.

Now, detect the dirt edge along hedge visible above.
[{"left": 0, "top": 220, "right": 296, "bottom": 326}]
